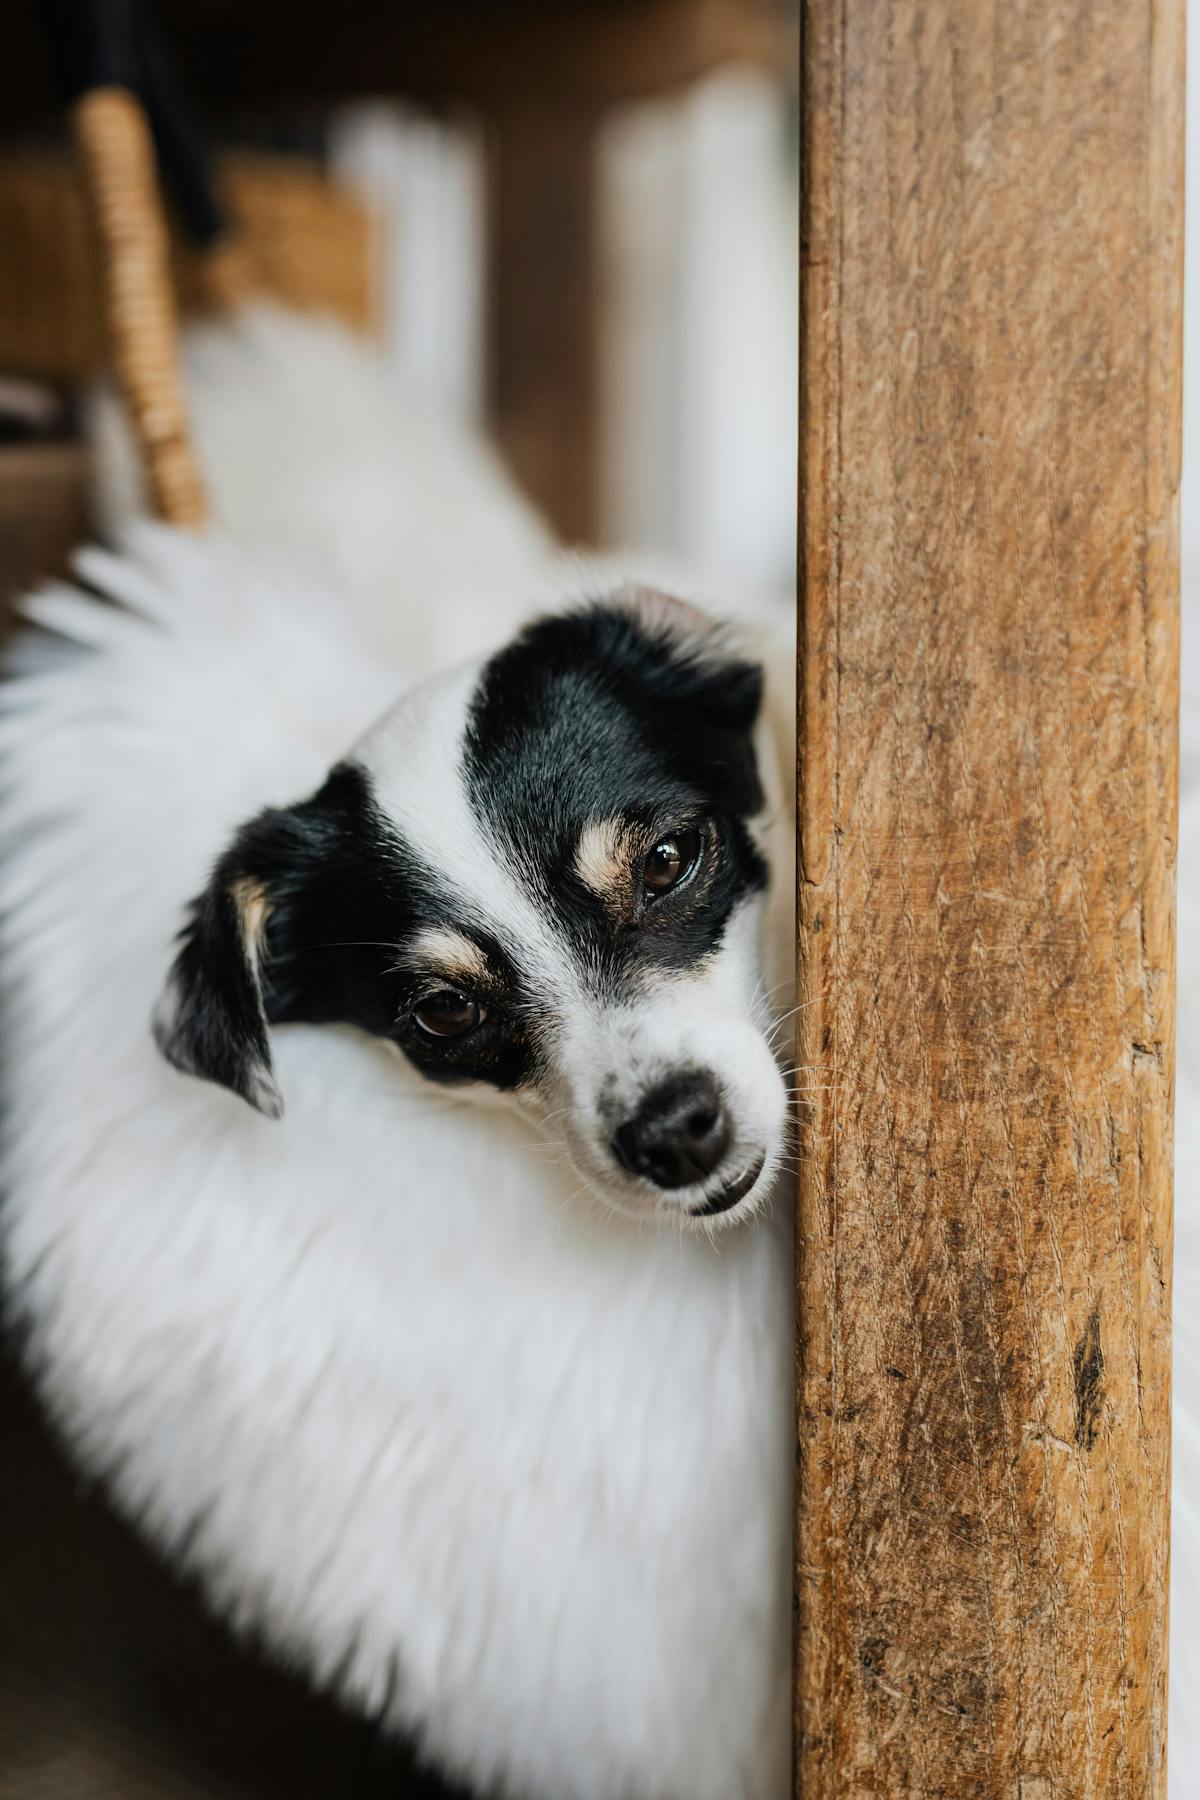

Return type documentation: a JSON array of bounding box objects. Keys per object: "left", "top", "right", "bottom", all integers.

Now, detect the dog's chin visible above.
[
  {"left": 504, "top": 1074, "right": 785, "bottom": 1235},
  {"left": 569, "top": 1142, "right": 780, "bottom": 1235}
]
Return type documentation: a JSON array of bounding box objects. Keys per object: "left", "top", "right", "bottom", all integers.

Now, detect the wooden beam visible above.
[
  {"left": 0, "top": 0, "right": 790, "bottom": 128},
  {"left": 795, "top": 1, "right": 1184, "bottom": 1793}
]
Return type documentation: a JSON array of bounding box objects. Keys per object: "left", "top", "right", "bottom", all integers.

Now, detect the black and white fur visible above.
[
  {"left": 155, "top": 592, "right": 790, "bottom": 1233},
  {"left": 1, "top": 499, "right": 794, "bottom": 1799}
]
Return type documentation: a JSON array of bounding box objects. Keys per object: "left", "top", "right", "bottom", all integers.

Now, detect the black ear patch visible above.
[
  {"left": 605, "top": 585, "right": 765, "bottom": 742},
  {"left": 154, "top": 869, "right": 282, "bottom": 1116},
  {"left": 153, "top": 761, "right": 414, "bottom": 1116},
  {"left": 461, "top": 591, "right": 769, "bottom": 982},
  {"left": 464, "top": 592, "right": 767, "bottom": 837},
  {"left": 154, "top": 819, "right": 299, "bottom": 1117}
]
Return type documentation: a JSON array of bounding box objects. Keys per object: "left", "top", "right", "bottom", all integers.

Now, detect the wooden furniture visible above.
[
  {"left": 0, "top": 0, "right": 792, "bottom": 549},
  {"left": 0, "top": 1, "right": 788, "bottom": 123},
  {"left": 0, "top": 148, "right": 375, "bottom": 385},
  {"left": 0, "top": 441, "right": 88, "bottom": 641},
  {"left": 795, "top": 0, "right": 1183, "bottom": 1792}
]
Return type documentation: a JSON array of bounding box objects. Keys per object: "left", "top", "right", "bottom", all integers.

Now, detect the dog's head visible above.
[{"left": 154, "top": 590, "right": 789, "bottom": 1228}]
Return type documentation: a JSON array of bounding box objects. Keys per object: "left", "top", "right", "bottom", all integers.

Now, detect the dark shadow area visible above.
[{"left": 0, "top": 1344, "right": 473, "bottom": 1800}]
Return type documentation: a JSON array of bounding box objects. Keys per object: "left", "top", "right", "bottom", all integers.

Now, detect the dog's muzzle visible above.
[{"left": 610, "top": 1069, "right": 732, "bottom": 1191}]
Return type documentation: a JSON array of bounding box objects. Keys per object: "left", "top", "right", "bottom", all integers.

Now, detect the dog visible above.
[
  {"left": 153, "top": 586, "right": 792, "bottom": 1232},
  {"left": 1, "top": 359, "right": 796, "bottom": 1799}
]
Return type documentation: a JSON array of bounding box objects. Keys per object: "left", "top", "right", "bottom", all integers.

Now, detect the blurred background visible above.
[
  {"left": 332, "top": 77, "right": 797, "bottom": 593},
  {"left": 0, "top": 3, "right": 797, "bottom": 1796},
  {"left": 0, "top": 1, "right": 798, "bottom": 622}
]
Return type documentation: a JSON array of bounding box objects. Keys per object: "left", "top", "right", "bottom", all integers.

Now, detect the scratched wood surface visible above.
[{"left": 795, "top": 1, "right": 1184, "bottom": 1794}]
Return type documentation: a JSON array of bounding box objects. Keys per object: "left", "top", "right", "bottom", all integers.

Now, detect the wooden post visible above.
[{"left": 795, "top": 0, "right": 1184, "bottom": 1794}]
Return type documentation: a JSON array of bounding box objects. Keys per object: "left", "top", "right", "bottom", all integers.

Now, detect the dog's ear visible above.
[
  {"left": 611, "top": 583, "right": 712, "bottom": 640},
  {"left": 608, "top": 584, "right": 764, "bottom": 734},
  {"left": 153, "top": 800, "right": 325, "bottom": 1118},
  {"left": 156, "top": 762, "right": 409, "bottom": 1113},
  {"left": 154, "top": 826, "right": 286, "bottom": 1117}
]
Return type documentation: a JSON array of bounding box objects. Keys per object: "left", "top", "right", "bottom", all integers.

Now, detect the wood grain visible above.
[{"left": 795, "top": 1, "right": 1184, "bottom": 1793}]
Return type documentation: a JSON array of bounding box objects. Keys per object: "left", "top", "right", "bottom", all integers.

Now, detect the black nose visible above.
[{"left": 611, "top": 1071, "right": 731, "bottom": 1189}]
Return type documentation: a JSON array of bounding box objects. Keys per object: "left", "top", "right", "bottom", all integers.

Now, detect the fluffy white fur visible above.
[{"left": 1, "top": 311, "right": 795, "bottom": 1800}]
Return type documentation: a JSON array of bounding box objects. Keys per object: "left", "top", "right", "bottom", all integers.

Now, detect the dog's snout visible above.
[{"left": 611, "top": 1071, "right": 731, "bottom": 1189}]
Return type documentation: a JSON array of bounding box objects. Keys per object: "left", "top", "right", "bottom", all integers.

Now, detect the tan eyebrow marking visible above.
[
  {"left": 575, "top": 818, "right": 637, "bottom": 909},
  {"left": 404, "top": 925, "right": 491, "bottom": 986}
]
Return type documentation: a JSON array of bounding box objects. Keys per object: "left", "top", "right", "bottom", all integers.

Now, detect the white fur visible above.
[
  {"left": 538, "top": 901, "right": 788, "bottom": 1226},
  {"left": 1, "top": 313, "right": 796, "bottom": 1799}
]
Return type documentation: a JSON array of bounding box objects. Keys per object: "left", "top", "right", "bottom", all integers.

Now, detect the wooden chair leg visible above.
[{"left": 795, "top": 0, "right": 1184, "bottom": 1792}]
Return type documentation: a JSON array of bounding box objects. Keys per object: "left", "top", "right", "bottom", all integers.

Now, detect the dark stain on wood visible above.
[{"left": 1073, "top": 1305, "right": 1105, "bottom": 1453}]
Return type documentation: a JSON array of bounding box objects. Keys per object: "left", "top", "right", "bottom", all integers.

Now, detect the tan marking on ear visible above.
[
  {"left": 231, "top": 877, "right": 271, "bottom": 956},
  {"left": 405, "top": 926, "right": 491, "bottom": 987},
  {"left": 575, "top": 818, "right": 636, "bottom": 911},
  {"left": 226, "top": 877, "right": 284, "bottom": 1116}
]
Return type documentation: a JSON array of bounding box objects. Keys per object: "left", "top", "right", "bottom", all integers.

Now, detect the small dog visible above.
[
  {"left": 1, "top": 511, "right": 794, "bottom": 1797},
  {"left": 154, "top": 588, "right": 791, "bottom": 1234}
]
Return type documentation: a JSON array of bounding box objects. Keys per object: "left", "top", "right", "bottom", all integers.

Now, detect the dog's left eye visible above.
[
  {"left": 412, "top": 989, "right": 485, "bottom": 1038},
  {"left": 642, "top": 829, "right": 702, "bottom": 897}
]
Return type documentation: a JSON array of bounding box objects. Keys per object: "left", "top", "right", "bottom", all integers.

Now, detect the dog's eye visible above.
[
  {"left": 412, "top": 989, "right": 484, "bottom": 1039},
  {"left": 642, "top": 830, "right": 701, "bottom": 897}
]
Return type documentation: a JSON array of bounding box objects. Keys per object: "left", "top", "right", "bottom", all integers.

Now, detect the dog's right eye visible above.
[
  {"left": 412, "top": 989, "right": 484, "bottom": 1039},
  {"left": 642, "top": 829, "right": 702, "bottom": 898}
]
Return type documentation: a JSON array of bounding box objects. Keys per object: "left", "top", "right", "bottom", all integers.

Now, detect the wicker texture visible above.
[
  {"left": 196, "top": 155, "right": 375, "bottom": 331},
  {"left": 0, "top": 151, "right": 374, "bottom": 374},
  {"left": 72, "top": 87, "right": 205, "bottom": 527}
]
